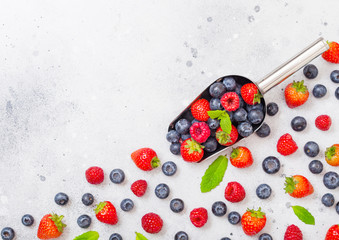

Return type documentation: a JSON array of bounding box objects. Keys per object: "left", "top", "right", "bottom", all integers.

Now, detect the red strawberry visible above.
[
  {"left": 189, "top": 207, "right": 208, "bottom": 228},
  {"left": 191, "top": 99, "right": 210, "bottom": 121},
  {"left": 85, "top": 166, "right": 104, "bottom": 185},
  {"left": 224, "top": 181, "right": 246, "bottom": 203},
  {"left": 284, "top": 80, "right": 309, "bottom": 108},
  {"left": 131, "top": 179, "right": 148, "bottom": 197},
  {"left": 220, "top": 92, "right": 240, "bottom": 111},
  {"left": 131, "top": 148, "right": 160, "bottom": 171},
  {"left": 277, "top": 133, "right": 298, "bottom": 156},
  {"left": 284, "top": 224, "right": 303, "bottom": 240},
  {"left": 241, "top": 208, "right": 266, "bottom": 236},
  {"left": 315, "top": 115, "right": 332, "bottom": 131},
  {"left": 325, "top": 144, "right": 339, "bottom": 167},
  {"left": 37, "top": 213, "right": 66, "bottom": 239},
  {"left": 230, "top": 146, "right": 253, "bottom": 168},
  {"left": 216, "top": 125, "right": 238, "bottom": 146},
  {"left": 325, "top": 224, "right": 339, "bottom": 240},
  {"left": 190, "top": 122, "right": 210, "bottom": 143},
  {"left": 94, "top": 201, "right": 118, "bottom": 225},
  {"left": 322, "top": 41, "right": 339, "bottom": 64},
  {"left": 141, "top": 213, "right": 163, "bottom": 234},
  {"left": 180, "top": 138, "right": 204, "bottom": 162},
  {"left": 284, "top": 175, "right": 314, "bottom": 198},
  {"left": 241, "top": 83, "right": 262, "bottom": 105}
]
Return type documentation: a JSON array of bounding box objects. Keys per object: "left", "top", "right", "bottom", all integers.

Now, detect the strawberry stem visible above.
[
  {"left": 94, "top": 201, "right": 107, "bottom": 215},
  {"left": 284, "top": 176, "right": 298, "bottom": 194},
  {"left": 151, "top": 157, "right": 160, "bottom": 169},
  {"left": 247, "top": 207, "right": 265, "bottom": 218},
  {"left": 325, "top": 146, "right": 336, "bottom": 160},
  {"left": 49, "top": 213, "right": 66, "bottom": 233}
]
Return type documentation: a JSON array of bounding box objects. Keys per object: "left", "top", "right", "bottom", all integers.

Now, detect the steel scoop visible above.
[{"left": 168, "top": 37, "right": 329, "bottom": 162}]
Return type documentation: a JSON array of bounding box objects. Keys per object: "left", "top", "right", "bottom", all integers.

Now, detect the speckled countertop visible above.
[{"left": 0, "top": 0, "right": 339, "bottom": 239}]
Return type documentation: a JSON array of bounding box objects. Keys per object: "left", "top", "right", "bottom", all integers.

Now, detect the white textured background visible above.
[{"left": 0, "top": 0, "right": 339, "bottom": 239}]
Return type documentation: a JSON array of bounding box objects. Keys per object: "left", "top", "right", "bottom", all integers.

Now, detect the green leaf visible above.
[
  {"left": 219, "top": 114, "right": 231, "bottom": 134},
  {"left": 136, "top": 232, "right": 148, "bottom": 240},
  {"left": 73, "top": 231, "right": 99, "bottom": 240},
  {"left": 208, "top": 110, "right": 224, "bottom": 119},
  {"left": 200, "top": 155, "right": 228, "bottom": 193},
  {"left": 291, "top": 205, "right": 315, "bottom": 225}
]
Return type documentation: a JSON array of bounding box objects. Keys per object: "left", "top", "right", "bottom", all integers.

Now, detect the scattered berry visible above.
[
  {"left": 325, "top": 144, "right": 339, "bottom": 166},
  {"left": 284, "top": 175, "right": 314, "bottom": 198},
  {"left": 209, "top": 82, "right": 226, "bottom": 98},
  {"left": 207, "top": 118, "right": 220, "bottom": 130},
  {"left": 210, "top": 98, "right": 223, "bottom": 110},
  {"left": 228, "top": 211, "right": 241, "bottom": 225},
  {"left": 322, "top": 193, "right": 335, "bottom": 207},
  {"left": 202, "top": 137, "right": 218, "bottom": 152},
  {"left": 162, "top": 161, "right": 177, "bottom": 176},
  {"left": 303, "top": 64, "right": 318, "bottom": 79},
  {"left": 190, "top": 208, "right": 208, "bottom": 228},
  {"left": 277, "top": 133, "right": 298, "bottom": 156},
  {"left": 166, "top": 130, "right": 180, "bottom": 143},
  {"left": 259, "top": 233, "right": 273, "bottom": 240},
  {"left": 22, "top": 214, "right": 34, "bottom": 226},
  {"left": 131, "top": 180, "right": 147, "bottom": 197},
  {"left": 141, "top": 213, "right": 163, "bottom": 234},
  {"left": 322, "top": 41, "right": 339, "bottom": 63},
  {"left": 155, "top": 183, "right": 170, "bottom": 199},
  {"left": 180, "top": 138, "right": 204, "bottom": 162},
  {"left": 284, "top": 80, "right": 309, "bottom": 108},
  {"left": 170, "top": 198, "right": 184, "bottom": 213},
  {"left": 304, "top": 141, "right": 320, "bottom": 157},
  {"left": 224, "top": 181, "right": 246, "bottom": 203},
  {"left": 308, "top": 160, "right": 323, "bottom": 174},
  {"left": 256, "top": 123, "right": 271, "bottom": 138},
  {"left": 241, "top": 83, "right": 262, "bottom": 105},
  {"left": 1, "top": 227, "right": 15, "bottom": 240},
  {"left": 220, "top": 92, "right": 240, "bottom": 111},
  {"left": 237, "top": 121, "right": 253, "bottom": 137},
  {"left": 77, "top": 215, "right": 91, "bottom": 228},
  {"left": 190, "top": 122, "right": 211, "bottom": 143},
  {"left": 211, "top": 201, "right": 227, "bottom": 217},
  {"left": 175, "top": 119, "right": 191, "bottom": 134},
  {"left": 120, "top": 198, "right": 134, "bottom": 212},
  {"left": 230, "top": 146, "right": 253, "bottom": 168},
  {"left": 54, "top": 192, "right": 69, "bottom": 206},
  {"left": 325, "top": 224, "right": 339, "bottom": 240},
  {"left": 221, "top": 238, "right": 231, "bottom": 240},
  {"left": 323, "top": 171, "right": 339, "bottom": 189},
  {"left": 241, "top": 207, "right": 266, "bottom": 236},
  {"left": 223, "top": 77, "right": 236, "bottom": 91},
  {"left": 85, "top": 166, "right": 104, "bottom": 185},
  {"left": 170, "top": 142, "right": 181, "bottom": 155},
  {"left": 291, "top": 116, "right": 307, "bottom": 132},
  {"left": 330, "top": 70, "right": 339, "bottom": 83},
  {"left": 284, "top": 224, "right": 303, "bottom": 240},
  {"left": 315, "top": 115, "right": 332, "bottom": 131},
  {"left": 191, "top": 99, "right": 210, "bottom": 122},
  {"left": 37, "top": 213, "right": 66, "bottom": 239},
  {"left": 247, "top": 109, "right": 264, "bottom": 125},
  {"left": 109, "top": 233, "right": 122, "bottom": 240},
  {"left": 94, "top": 201, "right": 118, "bottom": 225},
  {"left": 216, "top": 126, "right": 238, "bottom": 146},
  {"left": 175, "top": 231, "right": 189, "bottom": 240},
  {"left": 336, "top": 202, "right": 339, "bottom": 215},
  {"left": 266, "top": 102, "right": 279, "bottom": 116},
  {"left": 312, "top": 84, "right": 327, "bottom": 98},
  {"left": 82, "top": 193, "right": 94, "bottom": 206},
  {"left": 256, "top": 184, "right": 272, "bottom": 199},
  {"left": 336, "top": 87, "right": 339, "bottom": 99},
  {"left": 262, "top": 156, "right": 280, "bottom": 174},
  {"left": 109, "top": 169, "right": 125, "bottom": 184},
  {"left": 233, "top": 108, "right": 247, "bottom": 122},
  {"left": 131, "top": 148, "right": 160, "bottom": 171}
]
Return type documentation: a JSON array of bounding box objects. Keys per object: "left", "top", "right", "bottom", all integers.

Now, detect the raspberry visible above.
[
  {"left": 220, "top": 92, "right": 240, "bottom": 111},
  {"left": 284, "top": 224, "right": 303, "bottom": 240},
  {"left": 141, "top": 213, "right": 163, "bottom": 234},
  {"left": 131, "top": 180, "right": 147, "bottom": 197},
  {"left": 277, "top": 133, "right": 298, "bottom": 156},
  {"left": 315, "top": 115, "right": 332, "bottom": 131},
  {"left": 85, "top": 166, "right": 104, "bottom": 184},
  {"left": 224, "top": 182, "right": 246, "bottom": 203},
  {"left": 190, "top": 208, "right": 208, "bottom": 228},
  {"left": 190, "top": 122, "right": 211, "bottom": 143}
]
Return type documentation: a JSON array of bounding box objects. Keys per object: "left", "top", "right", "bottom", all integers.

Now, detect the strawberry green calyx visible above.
[
  {"left": 325, "top": 146, "right": 336, "bottom": 160},
  {"left": 151, "top": 156, "right": 160, "bottom": 169},
  {"left": 231, "top": 148, "right": 239, "bottom": 159},
  {"left": 49, "top": 213, "right": 66, "bottom": 233},
  {"left": 216, "top": 130, "right": 231, "bottom": 145},
  {"left": 94, "top": 201, "right": 107, "bottom": 215},
  {"left": 184, "top": 139, "right": 204, "bottom": 154},
  {"left": 284, "top": 176, "right": 298, "bottom": 194},
  {"left": 292, "top": 80, "right": 308, "bottom": 93},
  {"left": 253, "top": 91, "right": 262, "bottom": 104},
  {"left": 248, "top": 207, "right": 265, "bottom": 218}
]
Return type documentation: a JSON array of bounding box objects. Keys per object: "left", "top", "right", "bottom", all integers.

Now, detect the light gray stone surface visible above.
[{"left": 0, "top": 0, "right": 338, "bottom": 239}]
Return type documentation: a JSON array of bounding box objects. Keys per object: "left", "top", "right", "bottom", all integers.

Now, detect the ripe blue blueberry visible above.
[
  {"left": 162, "top": 161, "right": 177, "bottom": 176},
  {"left": 21, "top": 214, "right": 34, "bottom": 226},
  {"left": 228, "top": 211, "right": 241, "bottom": 225},
  {"left": 336, "top": 202, "right": 339, "bottom": 215},
  {"left": 246, "top": 102, "right": 264, "bottom": 112},
  {"left": 1, "top": 227, "right": 15, "bottom": 240},
  {"left": 202, "top": 137, "right": 218, "bottom": 152},
  {"left": 109, "top": 233, "right": 123, "bottom": 240},
  {"left": 256, "top": 123, "right": 270, "bottom": 138},
  {"left": 211, "top": 201, "right": 227, "bottom": 217},
  {"left": 155, "top": 183, "right": 170, "bottom": 199},
  {"left": 181, "top": 133, "right": 191, "bottom": 141},
  {"left": 175, "top": 231, "right": 188, "bottom": 240},
  {"left": 304, "top": 141, "right": 320, "bottom": 157},
  {"left": 209, "top": 82, "right": 226, "bottom": 98},
  {"left": 335, "top": 87, "right": 339, "bottom": 100},
  {"left": 210, "top": 98, "right": 223, "bottom": 110},
  {"left": 77, "top": 215, "right": 91, "bottom": 228},
  {"left": 323, "top": 171, "right": 339, "bottom": 189},
  {"left": 54, "top": 192, "right": 69, "bottom": 206},
  {"left": 330, "top": 70, "right": 339, "bottom": 83},
  {"left": 233, "top": 108, "right": 247, "bottom": 122},
  {"left": 267, "top": 102, "right": 279, "bottom": 116},
  {"left": 308, "top": 160, "right": 323, "bottom": 174},
  {"left": 259, "top": 233, "right": 273, "bottom": 240},
  {"left": 120, "top": 198, "right": 134, "bottom": 212},
  {"left": 207, "top": 118, "right": 220, "bottom": 130},
  {"left": 262, "top": 156, "right": 280, "bottom": 174},
  {"left": 170, "top": 198, "right": 184, "bottom": 213},
  {"left": 303, "top": 64, "right": 318, "bottom": 79},
  {"left": 221, "top": 238, "right": 231, "bottom": 240},
  {"left": 175, "top": 119, "right": 191, "bottom": 134},
  {"left": 170, "top": 142, "right": 181, "bottom": 155},
  {"left": 110, "top": 169, "right": 125, "bottom": 184},
  {"left": 82, "top": 193, "right": 94, "bottom": 206},
  {"left": 237, "top": 121, "right": 253, "bottom": 137},
  {"left": 321, "top": 193, "right": 335, "bottom": 207},
  {"left": 247, "top": 109, "right": 264, "bottom": 124},
  {"left": 312, "top": 84, "right": 327, "bottom": 98},
  {"left": 235, "top": 84, "right": 242, "bottom": 95},
  {"left": 291, "top": 116, "right": 307, "bottom": 132},
  {"left": 256, "top": 184, "right": 272, "bottom": 199},
  {"left": 166, "top": 130, "right": 180, "bottom": 143},
  {"left": 191, "top": 119, "right": 200, "bottom": 125},
  {"left": 222, "top": 77, "right": 236, "bottom": 91}
]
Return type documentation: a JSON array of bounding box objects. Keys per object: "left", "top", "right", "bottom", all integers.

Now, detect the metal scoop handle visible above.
[{"left": 257, "top": 37, "right": 329, "bottom": 94}]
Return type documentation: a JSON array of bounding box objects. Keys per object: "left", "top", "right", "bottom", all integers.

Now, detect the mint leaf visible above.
[
  {"left": 73, "top": 231, "right": 99, "bottom": 240},
  {"left": 200, "top": 155, "right": 228, "bottom": 193},
  {"left": 208, "top": 110, "right": 224, "bottom": 119},
  {"left": 136, "top": 232, "right": 148, "bottom": 240},
  {"left": 219, "top": 113, "right": 231, "bottom": 134},
  {"left": 291, "top": 205, "right": 315, "bottom": 225}
]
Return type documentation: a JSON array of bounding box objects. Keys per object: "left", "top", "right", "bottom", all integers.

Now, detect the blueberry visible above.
[
  {"left": 166, "top": 130, "right": 180, "bottom": 143},
  {"left": 120, "top": 198, "right": 134, "bottom": 212},
  {"left": 207, "top": 118, "right": 220, "bottom": 130},
  {"left": 259, "top": 233, "right": 273, "bottom": 240},
  {"left": 110, "top": 169, "right": 125, "bottom": 184},
  {"left": 228, "top": 211, "right": 241, "bottom": 225},
  {"left": 330, "top": 70, "right": 339, "bottom": 83},
  {"left": 155, "top": 183, "right": 170, "bottom": 199},
  {"left": 77, "top": 214, "right": 91, "bottom": 228},
  {"left": 256, "top": 184, "right": 272, "bottom": 199},
  {"left": 308, "top": 160, "right": 323, "bottom": 174},
  {"left": 109, "top": 233, "right": 123, "bottom": 240},
  {"left": 304, "top": 141, "right": 320, "bottom": 157},
  {"left": 336, "top": 202, "right": 339, "bottom": 215},
  {"left": 22, "top": 214, "right": 34, "bottom": 226},
  {"left": 237, "top": 121, "right": 253, "bottom": 137},
  {"left": 175, "top": 119, "right": 191, "bottom": 134},
  {"left": 247, "top": 109, "right": 264, "bottom": 124},
  {"left": 222, "top": 77, "right": 236, "bottom": 91},
  {"left": 211, "top": 201, "right": 227, "bottom": 217},
  {"left": 323, "top": 171, "right": 339, "bottom": 189},
  {"left": 170, "top": 198, "right": 184, "bottom": 213},
  {"left": 262, "top": 156, "right": 280, "bottom": 174},
  {"left": 220, "top": 238, "right": 231, "bottom": 240},
  {"left": 256, "top": 123, "right": 270, "bottom": 138},
  {"left": 202, "top": 137, "right": 218, "bottom": 152},
  {"left": 210, "top": 98, "right": 223, "bottom": 110},
  {"left": 335, "top": 87, "right": 339, "bottom": 100},
  {"left": 162, "top": 161, "right": 177, "bottom": 176},
  {"left": 238, "top": 97, "right": 245, "bottom": 109},
  {"left": 321, "top": 193, "right": 335, "bottom": 207},
  {"left": 209, "top": 82, "right": 226, "bottom": 98},
  {"left": 233, "top": 108, "right": 247, "bottom": 122},
  {"left": 175, "top": 231, "right": 188, "bottom": 240},
  {"left": 82, "top": 193, "right": 94, "bottom": 206},
  {"left": 245, "top": 102, "right": 264, "bottom": 112},
  {"left": 1, "top": 227, "right": 15, "bottom": 240},
  {"left": 303, "top": 64, "right": 318, "bottom": 79},
  {"left": 267, "top": 102, "right": 279, "bottom": 116},
  {"left": 181, "top": 133, "right": 191, "bottom": 141},
  {"left": 170, "top": 142, "right": 181, "bottom": 155},
  {"left": 312, "top": 84, "right": 327, "bottom": 98},
  {"left": 291, "top": 116, "right": 307, "bottom": 132},
  {"left": 191, "top": 119, "right": 200, "bottom": 124},
  {"left": 235, "top": 84, "right": 242, "bottom": 95},
  {"left": 54, "top": 192, "right": 69, "bottom": 206},
  {"left": 227, "top": 111, "right": 234, "bottom": 122}
]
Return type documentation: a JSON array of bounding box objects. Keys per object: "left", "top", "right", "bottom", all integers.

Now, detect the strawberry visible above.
[
  {"left": 216, "top": 125, "right": 238, "bottom": 146},
  {"left": 94, "top": 201, "right": 118, "bottom": 225},
  {"left": 131, "top": 180, "right": 148, "bottom": 197},
  {"left": 190, "top": 122, "right": 210, "bottom": 143},
  {"left": 325, "top": 144, "right": 339, "bottom": 167},
  {"left": 322, "top": 41, "right": 339, "bottom": 64},
  {"left": 37, "top": 213, "right": 66, "bottom": 239},
  {"left": 241, "top": 83, "right": 262, "bottom": 105},
  {"left": 241, "top": 208, "right": 266, "bottom": 236},
  {"left": 224, "top": 181, "right": 246, "bottom": 203},
  {"left": 220, "top": 92, "right": 240, "bottom": 111},
  {"left": 284, "top": 80, "right": 309, "bottom": 108},
  {"left": 284, "top": 175, "right": 314, "bottom": 198},
  {"left": 230, "top": 146, "right": 253, "bottom": 168},
  {"left": 131, "top": 148, "right": 160, "bottom": 171},
  {"left": 277, "top": 133, "right": 298, "bottom": 156},
  {"left": 141, "top": 213, "right": 163, "bottom": 234},
  {"left": 180, "top": 138, "right": 204, "bottom": 162},
  {"left": 189, "top": 207, "right": 208, "bottom": 228},
  {"left": 315, "top": 115, "right": 332, "bottom": 131},
  {"left": 284, "top": 224, "right": 303, "bottom": 240},
  {"left": 191, "top": 99, "right": 210, "bottom": 121},
  {"left": 325, "top": 224, "right": 339, "bottom": 240},
  {"left": 85, "top": 166, "right": 104, "bottom": 184}
]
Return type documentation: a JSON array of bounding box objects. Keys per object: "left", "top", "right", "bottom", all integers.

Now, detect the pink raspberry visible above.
[
  {"left": 190, "top": 122, "right": 210, "bottom": 143},
  {"left": 220, "top": 92, "right": 240, "bottom": 111}
]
